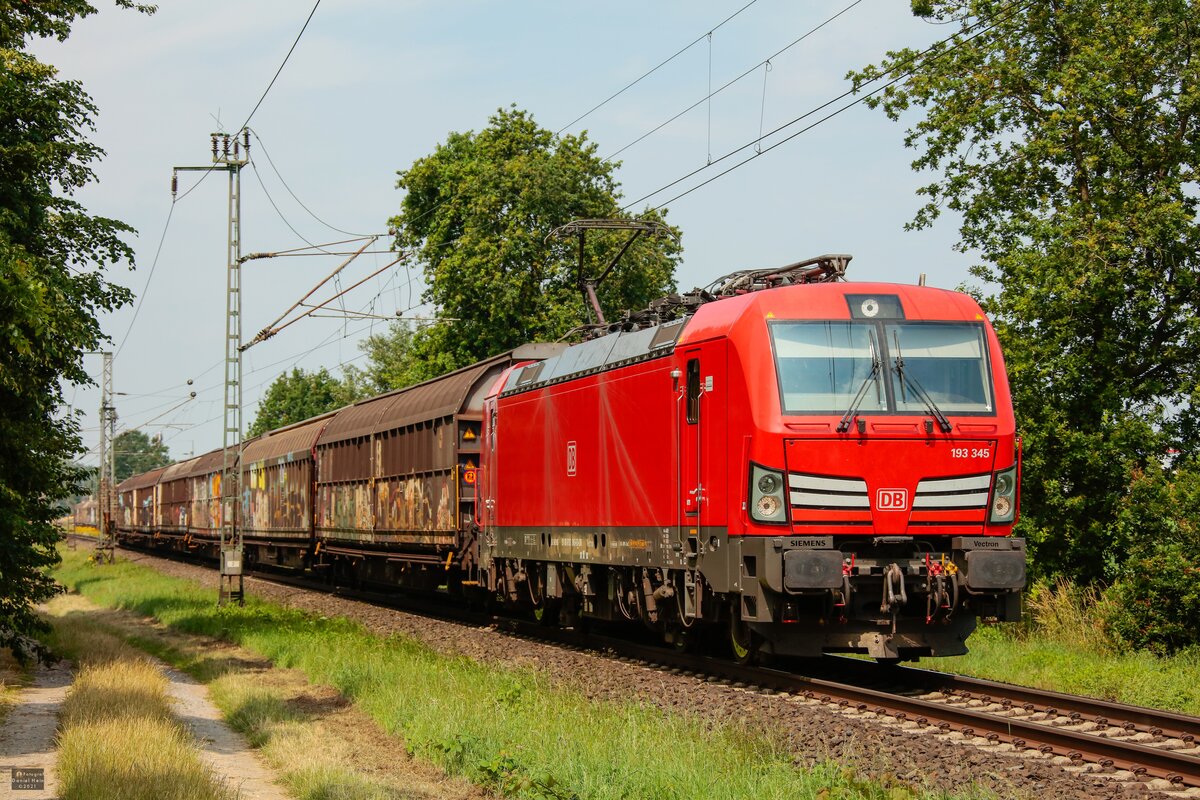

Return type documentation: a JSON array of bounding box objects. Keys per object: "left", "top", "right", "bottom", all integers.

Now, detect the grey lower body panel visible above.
[{"left": 488, "top": 524, "right": 731, "bottom": 578}]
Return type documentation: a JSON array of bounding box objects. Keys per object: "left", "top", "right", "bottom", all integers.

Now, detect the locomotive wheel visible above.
[{"left": 729, "top": 613, "right": 756, "bottom": 664}]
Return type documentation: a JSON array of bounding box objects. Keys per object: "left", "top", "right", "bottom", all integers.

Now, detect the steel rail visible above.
[{"left": 880, "top": 661, "right": 1200, "bottom": 744}]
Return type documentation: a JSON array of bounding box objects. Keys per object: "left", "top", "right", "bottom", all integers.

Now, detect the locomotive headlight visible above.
[
  {"left": 992, "top": 495, "right": 1012, "bottom": 518},
  {"left": 750, "top": 464, "right": 787, "bottom": 524},
  {"left": 989, "top": 465, "right": 1017, "bottom": 524},
  {"left": 756, "top": 495, "right": 782, "bottom": 518}
]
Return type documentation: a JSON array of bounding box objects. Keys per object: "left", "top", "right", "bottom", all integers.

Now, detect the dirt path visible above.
[
  {"left": 160, "top": 665, "right": 288, "bottom": 800},
  {"left": 41, "top": 587, "right": 488, "bottom": 800},
  {"left": 0, "top": 662, "right": 71, "bottom": 800},
  {"left": 0, "top": 614, "right": 288, "bottom": 800}
]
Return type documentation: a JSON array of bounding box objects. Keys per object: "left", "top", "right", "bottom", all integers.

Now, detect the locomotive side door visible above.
[
  {"left": 679, "top": 348, "right": 706, "bottom": 540},
  {"left": 677, "top": 342, "right": 728, "bottom": 548}
]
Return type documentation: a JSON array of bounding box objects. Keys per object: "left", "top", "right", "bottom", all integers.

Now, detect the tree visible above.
[
  {"left": 0, "top": 1, "right": 150, "bottom": 659},
  {"left": 848, "top": 0, "right": 1200, "bottom": 584},
  {"left": 248, "top": 367, "right": 361, "bottom": 437},
  {"left": 349, "top": 325, "right": 417, "bottom": 395},
  {"left": 113, "top": 429, "right": 170, "bottom": 481},
  {"left": 376, "top": 106, "right": 682, "bottom": 390}
]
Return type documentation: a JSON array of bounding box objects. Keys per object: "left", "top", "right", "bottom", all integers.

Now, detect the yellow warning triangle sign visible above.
[{"left": 463, "top": 429, "right": 477, "bottom": 440}]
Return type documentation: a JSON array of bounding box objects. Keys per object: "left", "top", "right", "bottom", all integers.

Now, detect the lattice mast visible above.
[
  {"left": 173, "top": 130, "right": 250, "bottom": 605},
  {"left": 96, "top": 351, "right": 116, "bottom": 563}
]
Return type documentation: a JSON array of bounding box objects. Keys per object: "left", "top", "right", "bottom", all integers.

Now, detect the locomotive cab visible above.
[{"left": 728, "top": 283, "right": 1025, "bottom": 660}]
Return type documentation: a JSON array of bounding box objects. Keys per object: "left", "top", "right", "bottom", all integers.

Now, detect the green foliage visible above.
[
  {"left": 247, "top": 367, "right": 362, "bottom": 437},
  {"left": 1094, "top": 465, "right": 1200, "bottom": 655},
  {"left": 0, "top": 1, "right": 147, "bottom": 659},
  {"left": 347, "top": 323, "right": 417, "bottom": 397},
  {"left": 372, "top": 106, "right": 682, "bottom": 391},
  {"left": 113, "top": 429, "right": 170, "bottom": 481},
  {"left": 849, "top": 0, "right": 1200, "bottom": 584}
]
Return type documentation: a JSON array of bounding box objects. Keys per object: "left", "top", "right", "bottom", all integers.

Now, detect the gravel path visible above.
[
  {"left": 0, "top": 662, "right": 71, "bottom": 800},
  {"left": 0, "top": 612, "right": 288, "bottom": 800},
  {"left": 161, "top": 663, "right": 288, "bottom": 800},
  {"left": 119, "top": 549, "right": 1179, "bottom": 800}
]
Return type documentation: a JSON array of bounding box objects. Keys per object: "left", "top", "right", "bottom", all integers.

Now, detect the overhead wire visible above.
[
  {"left": 604, "top": 0, "right": 867, "bottom": 162},
  {"left": 624, "top": 0, "right": 1030, "bottom": 212},
  {"left": 236, "top": 0, "right": 322, "bottom": 133},
  {"left": 248, "top": 129, "right": 369, "bottom": 237},
  {"left": 556, "top": 0, "right": 761, "bottom": 134},
  {"left": 249, "top": 156, "right": 335, "bottom": 253},
  {"left": 114, "top": 202, "right": 175, "bottom": 356}
]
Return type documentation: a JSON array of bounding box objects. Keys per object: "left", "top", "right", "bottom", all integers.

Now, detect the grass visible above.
[
  {"left": 0, "top": 649, "right": 28, "bottom": 725},
  {"left": 120, "top": 627, "right": 484, "bottom": 800},
  {"left": 53, "top": 548, "right": 984, "bottom": 800},
  {"left": 47, "top": 596, "right": 485, "bottom": 800},
  {"left": 936, "top": 583, "right": 1200, "bottom": 716},
  {"left": 44, "top": 598, "right": 234, "bottom": 800}
]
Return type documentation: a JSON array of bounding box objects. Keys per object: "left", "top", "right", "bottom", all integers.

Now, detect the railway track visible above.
[
  {"left": 92, "top": 536, "right": 1200, "bottom": 794},
  {"left": 552, "top": 632, "right": 1200, "bottom": 793}
]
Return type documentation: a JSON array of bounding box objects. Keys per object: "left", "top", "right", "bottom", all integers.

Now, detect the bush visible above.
[
  {"left": 1098, "top": 541, "right": 1200, "bottom": 656},
  {"left": 1095, "top": 464, "right": 1200, "bottom": 655}
]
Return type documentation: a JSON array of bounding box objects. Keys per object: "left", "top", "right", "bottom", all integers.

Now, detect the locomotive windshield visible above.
[
  {"left": 771, "top": 322, "right": 887, "bottom": 413},
  {"left": 770, "top": 321, "right": 993, "bottom": 415},
  {"left": 886, "top": 323, "right": 992, "bottom": 413}
]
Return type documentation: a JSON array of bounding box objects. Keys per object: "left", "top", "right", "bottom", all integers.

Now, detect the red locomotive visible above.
[{"left": 116, "top": 254, "right": 1025, "bottom": 662}]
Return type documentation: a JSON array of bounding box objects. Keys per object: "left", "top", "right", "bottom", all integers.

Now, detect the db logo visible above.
[
  {"left": 876, "top": 489, "right": 908, "bottom": 511},
  {"left": 566, "top": 441, "right": 577, "bottom": 477}
]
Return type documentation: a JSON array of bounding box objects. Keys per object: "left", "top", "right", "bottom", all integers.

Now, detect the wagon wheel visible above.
[
  {"left": 667, "top": 625, "right": 696, "bottom": 653},
  {"left": 533, "top": 597, "right": 561, "bottom": 627}
]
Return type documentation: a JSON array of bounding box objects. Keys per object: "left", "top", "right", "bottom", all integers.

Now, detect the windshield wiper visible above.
[
  {"left": 836, "top": 334, "right": 883, "bottom": 433},
  {"left": 892, "top": 332, "right": 952, "bottom": 433}
]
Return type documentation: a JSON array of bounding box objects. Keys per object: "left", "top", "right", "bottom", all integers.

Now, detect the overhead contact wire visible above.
[
  {"left": 624, "top": 0, "right": 1030, "bottom": 211},
  {"left": 237, "top": 0, "right": 322, "bottom": 132},
  {"left": 249, "top": 157, "right": 334, "bottom": 253},
  {"left": 556, "top": 0, "right": 760, "bottom": 134},
  {"left": 605, "top": 0, "right": 866, "bottom": 162}
]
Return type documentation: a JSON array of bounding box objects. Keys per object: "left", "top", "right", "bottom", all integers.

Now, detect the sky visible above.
[{"left": 40, "top": 0, "right": 978, "bottom": 468}]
